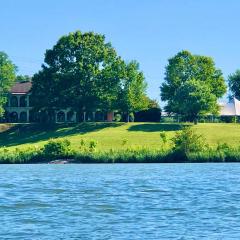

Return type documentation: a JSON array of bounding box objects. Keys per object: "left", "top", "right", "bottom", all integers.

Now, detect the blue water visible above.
[{"left": 0, "top": 163, "right": 240, "bottom": 239}]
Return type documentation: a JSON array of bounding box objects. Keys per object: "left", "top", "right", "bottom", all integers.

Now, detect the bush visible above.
[
  {"left": 43, "top": 138, "right": 71, "bottom": 157},
  {"left": 134, "top": 108, "right": 161, "bottom": 122},
  {"left": 220, "top": 116, "right": 237, "bottom": 123},
  {"left": 172, "top": 127, "right": 208, "bottom": 155},
  {"left": 114, "top": 113, "right": 122, "bottom": 122},
  {"left": 122, "top": 138, "right": 128, "bottom": 146},
  {"left": 89, "top": 140, "right": 98, "bottom": 152},
  {"left": 159, "top": 132, "right": 167, "bottom": 145}
]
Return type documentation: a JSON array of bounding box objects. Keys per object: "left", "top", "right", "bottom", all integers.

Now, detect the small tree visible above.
[
  {"left": 118, "top": 61, "right": 148, "bottom": 122},
  {"left": 172, "top": 127, "right": 208, "bottom": 154}
]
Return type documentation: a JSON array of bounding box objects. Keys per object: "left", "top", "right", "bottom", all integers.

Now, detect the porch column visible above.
[
  {"left": 26, "top": 110, "right": 29, "bottom": 122},
  {"left": 16, "top": 95, "right": 20, "bottom": 107},
  {"left": 27, "top": 95, "right": 30, "bottom": 107},
  {"left": 73, "top": 112, "right": 77, "bottom": 122},
  {"left": 92, "top": 112, "right": 96, "bottom": 121},
  {"left": 83, "top": 112, "right": 86, "bottom": 122}
]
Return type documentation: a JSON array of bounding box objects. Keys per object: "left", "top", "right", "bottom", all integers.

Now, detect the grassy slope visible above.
[{"left": 0, "top": 122, "right": 240, "bottom": 150}]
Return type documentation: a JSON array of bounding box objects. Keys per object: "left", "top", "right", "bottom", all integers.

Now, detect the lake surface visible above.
[{"left": 0, "top": 163, "right": 240, "bottom": 239}]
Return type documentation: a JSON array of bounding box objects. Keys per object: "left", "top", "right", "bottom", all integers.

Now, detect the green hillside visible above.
[{"left": 1, "top": 122, "right": 240, "bottom": 151}]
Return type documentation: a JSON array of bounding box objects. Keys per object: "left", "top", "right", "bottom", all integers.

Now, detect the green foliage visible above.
[
  {"left": 0, "top": 52, "right": 17, "bottom": 116},
  {"left": 135, "top": 107, "right": 161, "bottom": 122},
  {"left": 16, "top": 75, "right": 31, "bottom": 82},
  {"left": 161, "top": 50, "right": 226, "bottom": 121},
  {"left": 43, "top": 138, "right": 71, "bottom": 157},
  {"left": 172, "top": 127, "right": 208, "bottom": 154},
  {"left": 220, "top": 116, "right": 237, "bottom": 123},
  {"left": 228, "top": 70, "right": 240, "bottom": 100},
  {"left": 118, "top": 61, "right": 148, "bottom": 121},
  {"left": 160, "top": 132, "right": 167, "bottom": 145},
  {"left": 175, "top": 79, "right": 218, "bottom": 122},
  {"left": 89, "top": 140, "right": 98, "bottom": 152},
  {"left": 114, "top": 113, "right": 122, "bottom": 122},
  {"left": 122, "top": 138, "right": 128, "bottom": 146},
  {"left": 31, "top": 31, "right": 147, "bottom": 119}
]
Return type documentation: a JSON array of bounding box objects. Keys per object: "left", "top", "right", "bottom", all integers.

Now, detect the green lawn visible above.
[{"left": 0, "top": 122, "right": 240, "bottom": 150}]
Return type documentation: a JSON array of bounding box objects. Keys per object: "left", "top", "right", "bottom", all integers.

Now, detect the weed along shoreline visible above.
[{"left": 1, "top": 122, "right": 240, "bottom": 164}]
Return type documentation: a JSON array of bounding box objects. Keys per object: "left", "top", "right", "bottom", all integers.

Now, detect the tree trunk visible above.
[{"left": 126, "top": 112, "right": 129, "bottom": 123}]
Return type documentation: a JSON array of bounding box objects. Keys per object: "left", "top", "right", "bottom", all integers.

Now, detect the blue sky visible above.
[{"left": 1, "top": 0, "right": 240, "bottom": 105}]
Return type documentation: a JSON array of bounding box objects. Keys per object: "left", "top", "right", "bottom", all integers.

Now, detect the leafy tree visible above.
[
  {"left": 31, "top": 31, "right": 126, "bottom": 117},
  {"left": 172, "top": 127, "right": 208, "bottom": 155},
  {"left": 174, "top": 79, "right": 218, "bottom": 122},
  {"left": 118, "top": 61, "right": 148, "bottom": 122},
  {"left": 16, "top": 75, "right": 31, "bottom": 82},
  {"left": 32, "top": 31, "right": 147, "bottom": 122},
  {"left": 228, "top": 70, "right": 240, "bottom": 100},
  {"left": 161, "top": 50, "right": 226, "bottom": 121},
  {"left": 0, "top": 52, "right": 17, "bottom": 116}
]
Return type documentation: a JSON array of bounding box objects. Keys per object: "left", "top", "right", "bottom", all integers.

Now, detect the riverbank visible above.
[
  {"left": 1, "top": 144, "right": 240, "bottom": 164},
  {"left": 0, "top": 122, "right": 240, "bottom": 163},
  {"left": 1, "top": 122, "right": 240, "bottom": 150}
]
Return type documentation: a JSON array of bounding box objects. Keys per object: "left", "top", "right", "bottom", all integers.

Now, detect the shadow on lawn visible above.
[
  {"left": 0, "top": 122, "right": 123, "bottom": 147},
  {"left": 128, "top": 123, "right": 188, "bottom": 132}
]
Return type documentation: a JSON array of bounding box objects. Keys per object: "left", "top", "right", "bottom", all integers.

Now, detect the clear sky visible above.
[{"left": 1, "top": 0, "right": 240, "bottom": 105}]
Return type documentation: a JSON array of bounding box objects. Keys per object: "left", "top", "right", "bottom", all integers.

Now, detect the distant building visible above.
[
  {"left": 4, "top": 81, "right": 114, "bottom": 123},
  {"left": 5, "top": 81, "right": 32, "bottom": 122},
  {"left": 219, "top": 98, "right": 240, "bottom": 117}
]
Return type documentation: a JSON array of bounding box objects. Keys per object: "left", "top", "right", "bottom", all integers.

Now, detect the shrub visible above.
[
  {"left": 43, "top": 138, "right": 71, "bottom": 157},
  {"left": 114, "top": 113, "right": 122, "bottom": 122},
  {"left": 172, "top": 127, "right": 208, "bottom": 155},
  {"left": 89, "top": 140, "right": 98, "bottom": 152},
  {"left": 122, "top": 138, "right": 128, "bottom": 146},
  {"left": 159, "top": 132, "right": 167, "bottom": 145},
  {"left": 134, "top": 107, "right": 161, "bottom": 122}
]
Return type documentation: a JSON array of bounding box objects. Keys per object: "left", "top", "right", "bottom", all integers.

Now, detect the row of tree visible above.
[{"left": 0, "top": 30, "right": 240, "bottom": 122}]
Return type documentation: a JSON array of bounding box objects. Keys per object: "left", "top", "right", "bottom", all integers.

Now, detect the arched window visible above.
[
  {"left": 10, "top": 96, "right": 18, "bottom": 107},
  {"left": 9, "top": 112, "right": 18, "bottom": 123},
  {"left": 20, "top": 96, "right": 27, "bottom": 107},
  {"left": 57, "top": 111, "right": 65, "bottom": 122},
  {"left": 20, "top": 112, "right": 27, "bottom": 122}
]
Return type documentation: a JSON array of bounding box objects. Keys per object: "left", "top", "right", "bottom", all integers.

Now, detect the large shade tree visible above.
[
  {"left": 31, "top": 31, "right": 147, "bottom": 121},
  {"left": 0, "top": 52, "right": 16, "bottom": 116},
  {"left": 160, "top": 50, "right": 226, "bottom": 122}
]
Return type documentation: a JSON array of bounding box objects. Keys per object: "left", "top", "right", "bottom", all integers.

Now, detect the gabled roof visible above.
[{"left": 10, "top": 81, "right": 32, "bottom": 94}]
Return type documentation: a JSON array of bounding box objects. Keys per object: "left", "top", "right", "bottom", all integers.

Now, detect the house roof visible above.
[
  {"left": 219, "top": 98, "right": 240, "bottom": 116},
  {"left": 10, "top": 81, "right": 32, "bottom": 94}
]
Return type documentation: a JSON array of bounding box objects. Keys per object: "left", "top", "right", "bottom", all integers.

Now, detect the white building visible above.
[{"left": 219, "top": 98, "right": 240, "bottom": 117}]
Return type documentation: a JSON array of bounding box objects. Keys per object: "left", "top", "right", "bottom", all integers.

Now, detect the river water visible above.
[{"left": 0, "top": 163, "right": 240, "bottom": 239}]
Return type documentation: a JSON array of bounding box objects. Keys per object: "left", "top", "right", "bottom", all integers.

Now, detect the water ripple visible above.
[{"left": 0, "top": 163, "right": 240, "bottom": 239}]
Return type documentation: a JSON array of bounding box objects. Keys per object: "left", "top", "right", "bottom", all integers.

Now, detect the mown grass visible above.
[
  {"left": 0, "top": 122, "right": 239, "bottom": 163},
  {"left": 0, "top": 122, "right": 240, "bottom": 151}
]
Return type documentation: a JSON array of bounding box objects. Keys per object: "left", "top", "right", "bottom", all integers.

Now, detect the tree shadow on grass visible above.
[
  {"left": 127, "top": 123, "right": 189, "bottom": 132},
  {"left": 0, "top": 122, "right": 124, "bottom": 147}
]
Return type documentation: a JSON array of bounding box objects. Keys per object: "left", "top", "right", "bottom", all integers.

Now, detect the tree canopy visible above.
[
  {"left": 16, "top": 75, "right": 31, "bottom": 82},
  {"left": 0, "top": 52, "right": 16, "bottom": 116},
  {"left": 228, "top": 70, "right": 240, "bottom": 100},
  {"left": 31, "top": 31, "right": 147, "bottom": 121},
  {"left": 160, "top": 50, "right": 226, "bottom": 121}
]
